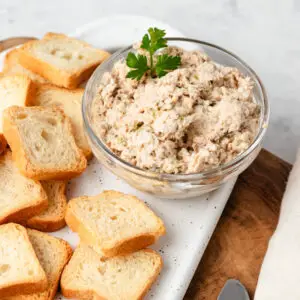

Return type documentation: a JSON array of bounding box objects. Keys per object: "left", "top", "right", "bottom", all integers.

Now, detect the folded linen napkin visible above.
[{"left": 255, "top": 150, "right": 300, "bottom": 299}]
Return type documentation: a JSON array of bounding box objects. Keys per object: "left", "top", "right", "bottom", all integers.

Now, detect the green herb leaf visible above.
[
  {"left": 126, "top": 27, "right": 181, "bottom": 80},
  {"left": 126, "top": 52, "right": 138, "bottom": 68},
  {"left": 147, "top": 28, "right": 167, "bottom": 53},
  {"left": 141, "top": 34, "right": 151, "bottom": 51},
  {"left": 155, "top": 54, "right": 181, "bottom": 77},
  {"left": 149, "top": 27, "right": 166, "bottom": 40},
  {"left": 126, "top": 53, "right": 149, "bottom": 80}
]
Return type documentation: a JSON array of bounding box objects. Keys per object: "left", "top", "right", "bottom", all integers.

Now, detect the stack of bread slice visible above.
[
  {"left": 62, "top": 190, "right": 165, "bottom": 299},
  {"left": 0, "top": 32, "right": 110, "bottom": 230},
  {"left": 0, "top": 223, "right": 72, "bottom": 299},
  {"left": 0, "top": 32, "right": 111, "bottom": 298},
  {"left": 0, "top": 32, "right": 166, "bottom": 299}
]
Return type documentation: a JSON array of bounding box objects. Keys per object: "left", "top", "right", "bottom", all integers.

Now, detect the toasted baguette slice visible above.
[
  {"left": 4, "top": 229, "right": 72, "bottom": 300},
  {"left": 3, "top": 49, "right": 50, "bottom": 85},
  {"left": 28, "top": 84, "right": 91, "bottom": 158},
  {"left": 26, "top": 181, "right": 67, "bottom": 232},
  {"left": 3, "top": 105, "right": 87, "bottom": 180},
  {"left": 65, "top": 190, "right": 166, "bottom": 257},
  {"left": 0, "top": 74, "right": 34, "bottom": 153},
  {"left": 0, "top": 151, "right": 48, "bottom": 224},
  {"left": 0, "top": 223, "right": 48, "bottom": 297},
  {"left": 18, "top": 33, "right": 111, "bottom": 89},
  {"left": 61, "top": 245, "right": 162, "bottom": 300}
]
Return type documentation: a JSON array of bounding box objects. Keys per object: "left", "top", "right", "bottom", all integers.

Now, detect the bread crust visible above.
[
  {"left": 2, "top": 74, "right": 37, "bottom": 107},
  {"left": 3, "top": 49, "right": 16, "bottom": 72},
  {"left": 43, "top": 32, "right": 68, "bottom": 40},
  {"left": 61, "top": 288, "right": 104, "bottom": 300},
  {"left": 3, "top": 49, "right": 24, "bottom": 73},
  {"left": 0, "top": 196, "right": 48, "bottom": 225},
  {"left": 0, "top": 134, "right": 7, "bottom": 155},
  {"left": 18, "top": 34, "right": 110, "bottom": 89},
  {"left": 3, "top": 106, "right": 87, "bottom": 180},
  {"left": 65, "top": 190, "right": 166, "bottom": 257},
  {"left": 0, "top": 280, "right": 48, "bottom": 298},
  {"left": 26, "top": 181, "right": 67, "bottom": 232}
]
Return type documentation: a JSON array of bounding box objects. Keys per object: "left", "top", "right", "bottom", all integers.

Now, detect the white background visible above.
[{"left": 1, "top": 0, "right": 299, "bottom": 164}]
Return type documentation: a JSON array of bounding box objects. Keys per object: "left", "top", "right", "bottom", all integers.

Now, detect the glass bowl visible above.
[{"left": 82, "top": 38, "right": 269, "bottom": 199}]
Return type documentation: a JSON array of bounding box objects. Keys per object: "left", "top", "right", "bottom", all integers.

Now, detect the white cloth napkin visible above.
[{"left": 255, "top": 150, "right": 300, "bottom": 299}]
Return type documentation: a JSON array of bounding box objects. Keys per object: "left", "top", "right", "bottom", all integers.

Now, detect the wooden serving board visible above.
[{"left": 184, "top": 149, "right": 291, "bottom": 300}]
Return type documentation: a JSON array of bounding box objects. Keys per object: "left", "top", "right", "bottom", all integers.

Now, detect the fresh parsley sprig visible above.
[
  {"left": 126, "top": 27, "right": 181, "bottom": 80},
  {"left": 126, "top": 53, "right": 149, "bottom": 80},
  {"left": 155, "top": 54, "right": 181, "bottom": 78}
]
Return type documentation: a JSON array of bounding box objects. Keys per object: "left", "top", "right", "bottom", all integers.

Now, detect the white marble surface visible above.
[{"left": 0, "top": 0, "right": 299, "bottom": 163}]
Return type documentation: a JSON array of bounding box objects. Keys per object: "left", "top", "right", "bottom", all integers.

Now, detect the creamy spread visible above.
[{"left": 91, "top": 46, "right": 260, "bottom": 174}]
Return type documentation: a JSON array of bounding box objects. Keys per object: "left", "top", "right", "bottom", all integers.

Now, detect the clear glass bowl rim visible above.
[{"left": 82, "top": 37, "right": 270, "bottom": 181}]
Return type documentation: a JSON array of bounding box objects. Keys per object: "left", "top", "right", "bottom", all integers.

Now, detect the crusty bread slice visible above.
[
  {"left": 4, "top": 229, "right": 72, "bottom": 300},
  {"left": 0, "top": 74, "right": 34, "bottom": 154},
  {"left": 26, "top": 181, "right": 67, "bottom": 232},
  {"left": 18, "top": 32, "right": 111, "bottom": 89},
  {"left": 3, "top": 49, "right": 50, "bottom": 85},
  {"left": 3, "top": 105, "right": 87, "bottom": 180},
  {"left": 28, "top": 84, "right": 92, "bottom": 158},
  {"left": 61, "top": 245, "right": 162, "bottom": 300},
  {"left": 0, "top": 151, "right": 48, "bottom": 224},
  {"left": 65, "top": 190, "right": 166, "bottom": 257},
  {"left": 0, "top": 223, "right": 48, "bottom": 297}
]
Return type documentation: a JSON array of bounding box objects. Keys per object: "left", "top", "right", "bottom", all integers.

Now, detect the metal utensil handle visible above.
[
  {"left": 0, "top": 37, "right": 37, "bottom": 53},
  {"left": 218, "top": 279, "right": 250, "bottom": 300}
]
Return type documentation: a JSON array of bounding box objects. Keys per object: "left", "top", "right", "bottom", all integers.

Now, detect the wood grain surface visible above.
[
  {"left": 0, "top": 37, "right": 37, "bottom": 53},
  {"left": 184, "top": 149, "right": 291, "bottom": 300}
]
